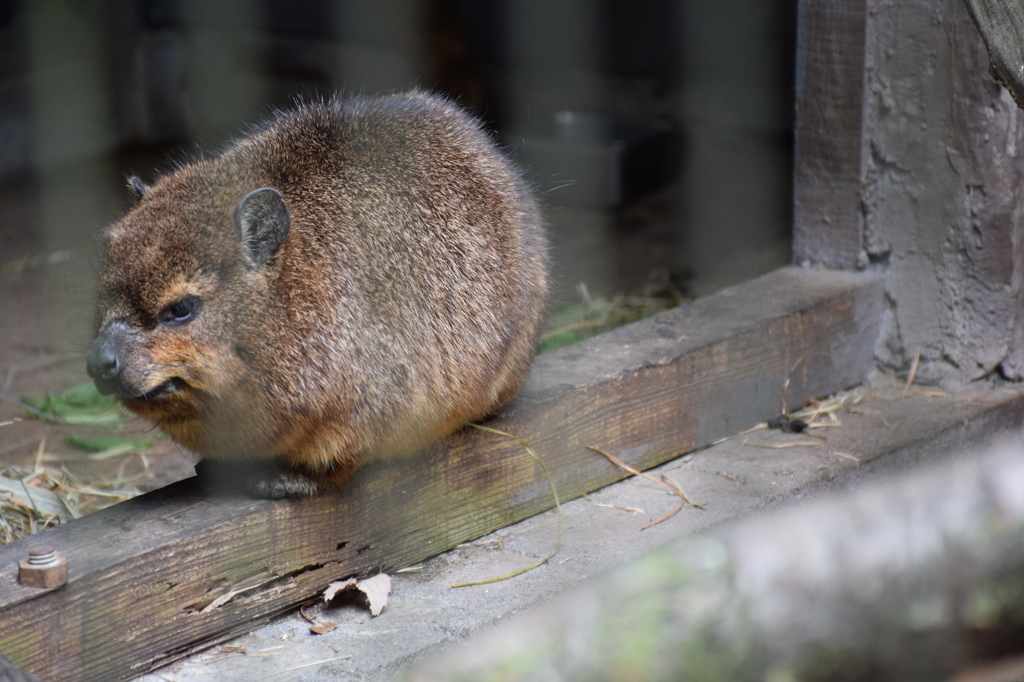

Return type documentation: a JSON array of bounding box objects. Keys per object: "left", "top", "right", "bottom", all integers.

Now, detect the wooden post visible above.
[
  {"left": 792, "top": 0, "right": 868, "bottom": 269},
  {"left": 797, "top": 0, "right": 1024, "bottom": 382}
]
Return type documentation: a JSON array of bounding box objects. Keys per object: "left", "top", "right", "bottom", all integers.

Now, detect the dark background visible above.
[
  {"left": 0, "top": 0, "right": 796, "bottom": 305},
  {"left": 0, "top": 0, "right": 797, "bottom": 538}
]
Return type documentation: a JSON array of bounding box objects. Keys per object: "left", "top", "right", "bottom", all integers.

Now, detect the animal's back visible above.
[
  {"left": 87, "top": 91, "right": 548, "bottom": 496},
  {"left": 243, "top": 93, "right": 549, "bottom": 465}
]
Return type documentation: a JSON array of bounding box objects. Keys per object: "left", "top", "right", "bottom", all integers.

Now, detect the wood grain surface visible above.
[{"left": 0, "top": 266, "right": 883, "bottom": 681}]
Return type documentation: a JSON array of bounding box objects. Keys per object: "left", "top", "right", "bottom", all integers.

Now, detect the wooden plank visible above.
[
  {"left": 0, "top": 266, "right": 883, "bottom": 681},
  {"left": 142, "top": 383, "right": 1024, "bottom": 680},
  {"left": 792, "top": 0, "right": 868, "bottom": 268}
]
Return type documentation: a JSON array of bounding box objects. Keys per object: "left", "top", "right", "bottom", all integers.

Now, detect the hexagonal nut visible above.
[{"left": 18, "top": 555, "right": 68, "bottom": 589}]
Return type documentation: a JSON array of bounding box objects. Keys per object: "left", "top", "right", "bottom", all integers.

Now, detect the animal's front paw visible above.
[
  {"left": 195, "top": 459, "right": 319, "bottom": 498},
  {"left": 248, "top": 470, "right": 319, "bottom": 498}
]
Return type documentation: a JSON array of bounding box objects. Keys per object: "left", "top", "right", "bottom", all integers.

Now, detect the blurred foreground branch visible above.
[{"left": 403, "top": 433, "right": 1024, "bottom": 681}]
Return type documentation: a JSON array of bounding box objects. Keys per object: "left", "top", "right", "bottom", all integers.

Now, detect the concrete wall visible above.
[{"left": 795, "top": 0, "right": 1024, "bottom": 385}]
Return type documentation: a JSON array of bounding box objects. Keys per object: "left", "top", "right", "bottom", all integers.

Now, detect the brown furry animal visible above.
[{"left": 86, "top": 91, "right": 548, "bottom": 497}]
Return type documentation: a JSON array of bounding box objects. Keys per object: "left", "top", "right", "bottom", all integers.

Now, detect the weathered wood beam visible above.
[
  {"left": 0, "top": 266, "right": 883, "bottom": 681},
  {"left": 962, "top": 0, "right": 1024, "bottom": 109}
]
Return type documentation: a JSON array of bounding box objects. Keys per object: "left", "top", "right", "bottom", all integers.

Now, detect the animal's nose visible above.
[{"left": 86, "top": 323, "right": 127, "bottom": 395}]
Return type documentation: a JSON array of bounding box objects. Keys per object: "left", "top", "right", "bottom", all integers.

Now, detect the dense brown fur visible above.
[{"left": 87, "top": 91, "right": 548, "bottom": 496}]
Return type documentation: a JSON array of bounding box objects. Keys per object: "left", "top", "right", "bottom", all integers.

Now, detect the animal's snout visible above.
[{"left": 86, "top": 322, "right": 129, "bottom": 395}]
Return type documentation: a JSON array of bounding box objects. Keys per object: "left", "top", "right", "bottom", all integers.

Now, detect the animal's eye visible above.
[{"left": 158, "top": 296, "right": 200, "bottom": 326}]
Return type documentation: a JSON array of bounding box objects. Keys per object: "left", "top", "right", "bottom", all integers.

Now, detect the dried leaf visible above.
[
  {"left": 661, "top": 473, "right": 706, "bottom": 510},
  {"left": 357, "top": 574, "right": 392, "bottom": 616},
  {"left": 0, "top": 475, "right": 72, "bottom": 520},
  {"left": 451, "top": 424, "right": 563, "bottom": 588},
  {"left": 913, "top": 389, "right": 946, "bottom": 398},
  {"left": 900, "top": 352, "right": 920, "bottom": 399},
  {"left": 582, "top": 493, "right": 644, "bottom": 514},
  {"left": 587, "top": 445, "right": 691, "bottom": 529},
  {"left": 201, "top": 591, "right": 238, "bottom": 613},
  {"left": 199, "top": 571, "right": 277, "bottom": 613},
  {"left": 456, "top": 537, "right": 502, "bottom": 549},
  {"left": 324, "top": 573, "right": 392, "bottom": 617},
  {"left": 310, "top": 621, "right": 337, "bottom": 635},
  {"left": 323, "top": 578, "right": 358, "bottom": 602},
  {"left": 830, "top": 451, "right": 863, "bottom": 463},
  {"left": 299, "top": 600, "right": 338, "bottom": 634}
]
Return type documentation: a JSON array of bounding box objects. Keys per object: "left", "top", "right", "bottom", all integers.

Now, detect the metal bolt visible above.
[
  {"left": 18, "top": 545, "right": 68, "bottom": 589},
  {"left": 27, "top": 546, "right": 57, "bottom": 565}
]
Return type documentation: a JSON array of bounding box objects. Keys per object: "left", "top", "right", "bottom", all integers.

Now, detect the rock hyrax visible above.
[{"left": 86, "top": 91, "right": 548, "bottom": 497}]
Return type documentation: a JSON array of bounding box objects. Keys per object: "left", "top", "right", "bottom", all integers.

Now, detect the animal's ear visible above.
[
  {"left": 127, "top": 175, "right": 151, "bottom": 200},
  {"left": 235, "top": 187, "right": 291, "bottom": 269}
]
